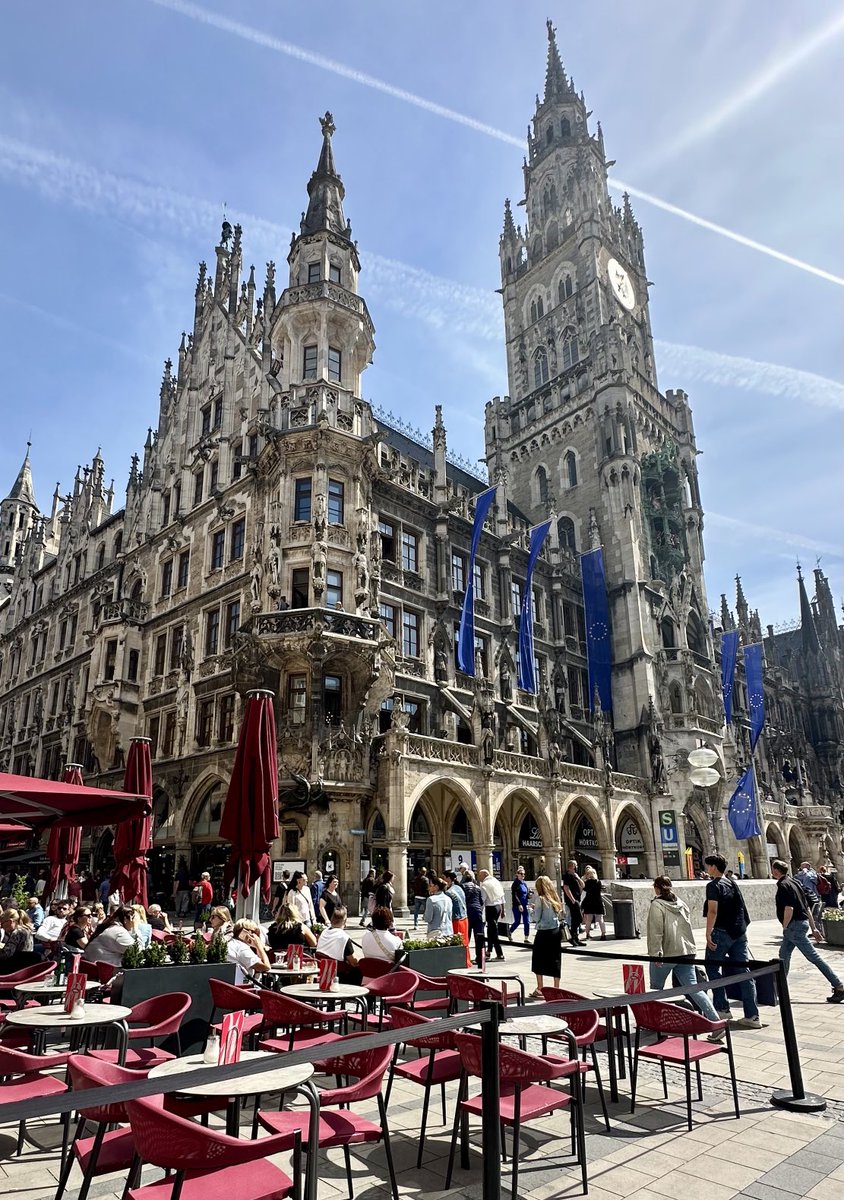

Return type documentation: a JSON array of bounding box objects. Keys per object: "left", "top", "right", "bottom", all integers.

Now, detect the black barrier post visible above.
[
  {"left": 770, "top": 959, "right": 827, "bottom": 1113},
  {"left": 480, "top": 999, "right": 502, "bottom": 1200}
]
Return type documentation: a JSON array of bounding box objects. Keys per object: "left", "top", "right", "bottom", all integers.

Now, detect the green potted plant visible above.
[
  {"left": 190, "top": 934, "right": 208, "bottom": 964},
  {"left": 142, "top": 940, "right": 168, "bottom": 969},
  {"left": 207, "top": 932, "right": 228, "bottom": 964},
  {"left": 821, "top": 907, "right": 844, "bottom": 947},
  {"left": 401, "top": 933, "right": 467, "bottom": 975},
  {"left": 121, "top": 940, "right": 144, "bottom": 970},
  {"left": 168, "top": 934, "right": 190, "bottom": 964}
]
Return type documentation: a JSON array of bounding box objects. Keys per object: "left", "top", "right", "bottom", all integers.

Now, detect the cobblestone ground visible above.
[{"left": 1, "top": 917, "right": 841, "bottom": 1199}]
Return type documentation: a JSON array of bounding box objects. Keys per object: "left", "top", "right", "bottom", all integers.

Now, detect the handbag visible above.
[{"left": 724, "top": 949, "right": 778, "bottom": 1007}]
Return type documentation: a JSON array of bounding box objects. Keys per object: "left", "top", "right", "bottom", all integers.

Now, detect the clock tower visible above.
[{"left": 485, "top": 22, "right": 717, "bottom": 778}]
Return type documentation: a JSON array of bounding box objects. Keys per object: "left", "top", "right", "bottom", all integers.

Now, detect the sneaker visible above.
[
  {"left": 707, "top": 1027, "right": 726, "bottom": 1043},
  {"left": 734, "top": 1015, "right": 762, "bottom": 1029},
  {"left": 716, "top": 1010, "right": 731, "bottom": 1019},
  {"left": 827, "top": 989, "right": 844, "bottom": 1004}
]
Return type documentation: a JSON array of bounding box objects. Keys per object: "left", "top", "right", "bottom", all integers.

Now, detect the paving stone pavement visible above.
[{"left": 1, "top": 916, "right": 840, "bottom": 1199}]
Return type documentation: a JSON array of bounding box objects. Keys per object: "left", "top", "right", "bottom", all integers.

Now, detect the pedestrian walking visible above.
[
  {"left": 795, "top": 861, "right": 823, "bottom": 923},
  {"left": 478, "top": 868, "right": 506, "bottom": 960},
  {"left": 528, "top": 876, "right": 564, "bottom": 997},
  {"left": 359, "top": 868, "right": 377, "bottom": 926},
  {"left": 192, "top": 871, "right": 214, "bottom": 930},
  {"left": 288, "top": 870, "right": 316, "bottom": 928},
  {"left": 424, "top": 876, "right": 454, "bottom": 940},
  {"left": 173, "top": 856, "right": 191, "bottom": 918},
  {"left": 703, "top": 853, "right": 760, "bottom": 1028},
  {"left": 445, "top": 870, "right": 470, "bottom": 966},
  {"left": 818, "top": 866, "right": 840, "bottom": 910},
  {"left": 562, "top": 860, "right": 584, "bottom": 946},
  {"left": 646, "top": 876, "right": 724, "bottom": 1035},
  {"left": 771, "top": 859, "right": 844, "bottom": 1003},
  {"left": 410, "top": 867, "right": 429, "bottom": 929},
  {"left": 272, "top": 869, "right": 291, "bottom": 917},
  {"left": 461, "top": 870, "right": 486, "bottom": 967},
  {"left": 581, "top": 866, "right": 606, "bottom": 940},
  {"left": 509, "top": 866, "right": 530, "bottom": 941},
  {"left": 309, "top": 870, "right": 325, "bottom": 912},
  {"left": 374, "top": 871, "right": 395, "bottom": 916}
]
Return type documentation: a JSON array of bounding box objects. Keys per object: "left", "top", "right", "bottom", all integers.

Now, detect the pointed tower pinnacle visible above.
[
  {"left": 735, "top": 574, "right": 749, "bottom": 630},
  {"left": 797, "top": 564, "right": 822, "bottom": 655},
  {"left": 544, "top": 20, "right": 570, "bottom": 102},
  {"left": 4, "top": 443, "right": 37, "bottom": 508},
  {"left": 719, "top": 593, "right": 733, "bottom": 632},
  {"left": 301, "top": 112, "right": 349, "bottom": 239},
  {"left": 502, "top": 197, "right": 517, "bottom": 240}
]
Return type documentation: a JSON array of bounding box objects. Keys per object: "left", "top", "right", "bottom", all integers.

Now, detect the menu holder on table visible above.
[
  {"left": 318, "top": 957, "right": 337, "bottom": 992},
  {"left": 622, "top": 964, "right": 645, "bottom": 994},
  {"left": 219, "top": 1010, "right": 245, "bottom": 1065}
]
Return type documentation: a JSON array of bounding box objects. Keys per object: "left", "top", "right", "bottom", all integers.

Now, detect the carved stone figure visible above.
[
  {"left": 249, "top": 555, "right": 263, "bottom": 611},
  {"left": 313, "top": 493, "right": 326, "bottom": 539},
  {"left": 648, "top": 729, "right": 665, "bottom": 789},
  {"left": 312, "top": 539, "right": 327, "bottom": 595},
  {"left": 548, "top": 737, "right": 562, "bottom": 777},
  {"left": 481, "top": 712, "right": 495, "bottom": 766},
  {"left": 353, "top": 550, "right": 369, "bottom": 610},
  {"left": 500, "top": 660, "right": 513, "bottom": 702},
  {"left": 266, "top": 526, "right": 282, "bottom": 591},
  {"left": 181, "top": 626, "right": 194, "bottom": 673}
]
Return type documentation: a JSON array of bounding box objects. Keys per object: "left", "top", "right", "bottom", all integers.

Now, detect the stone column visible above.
[
  {"left": 387, "top": 839, "right": 409, "bottom": 915},
  {"left": 548, "top": 844, "right": 564, "bottom": 891},
  {"left": 475, "top": 843, "right": 494, "bottom": 876},
  {"left": 601, "top": 850, "right": 617, "bottom": 881}
]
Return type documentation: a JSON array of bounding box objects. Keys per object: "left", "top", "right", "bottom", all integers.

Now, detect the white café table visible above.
[
  {"left": 4, "top": 1002, "right": 133, "bottom": 1061},
  {"left": 277, "top": 980, "right": 369, "bottom": 1025},
  {"left": 13, "top": 980, "right": 100, "bottom": 1003}
]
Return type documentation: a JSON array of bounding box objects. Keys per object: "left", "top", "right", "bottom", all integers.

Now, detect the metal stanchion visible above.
[
  {"left": 770, "top": 959, "right": 827, "bottom": 1113},
  {"left": 480, "top": 1000, "right": 502, "bottom": 1200}
]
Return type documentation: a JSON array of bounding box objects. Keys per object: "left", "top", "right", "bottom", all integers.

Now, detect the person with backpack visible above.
[
  {"left": 703, "top": 853, "right": 760, "bottom": 1028},
  {"left": 795, "top": 861, "right": 823, "bottom": 923},
  {"left": 772, "top": 859, "right": 844, "bottom": 1003},
  {"left": 817, "top": 866, "right": 840, "bottom": 909},
  {"left": 192, "top": 872, "right": 214, "bottom": 930}
]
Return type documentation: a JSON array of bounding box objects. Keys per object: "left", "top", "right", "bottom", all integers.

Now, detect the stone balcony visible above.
[{"left": 254, "top": 607, "right": 380, "bottom": 644}]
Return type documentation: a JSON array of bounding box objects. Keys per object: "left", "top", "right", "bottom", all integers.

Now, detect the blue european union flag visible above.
[
  {"left": 516, "top": 520, "right": 552, "bottom": 693},
  {"left": 743, "top": 643, "right": 765, "bottom": 752},
  {"left": 721, "top": 630, "right": 739, "bottom": 725},
  {"left": 727, "top": 765, "right": 761, "bottom": 841},
  {"left": 456, "top": 485, "right": 497, "bottom": 675},
  {"left": 580, "top": 548, "right": 612, "bottom": 713}
]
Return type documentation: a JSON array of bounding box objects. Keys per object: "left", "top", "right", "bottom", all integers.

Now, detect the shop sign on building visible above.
[
  {"left": 574, "top": 816, "right": 599, "bottom": 851},
  {"left": 518, "top": 816, "right": 543, "bottom": 851},
  {"left": 618, "top": 819, "right": 645, "bottom": 854}
]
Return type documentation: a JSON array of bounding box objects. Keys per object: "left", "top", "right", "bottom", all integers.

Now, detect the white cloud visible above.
[{"left": 706, "top": 512, "right": 843, "bottom": 561}]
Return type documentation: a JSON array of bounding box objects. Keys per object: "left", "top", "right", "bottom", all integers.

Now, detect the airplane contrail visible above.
[{"left": 144, "top": 0, "right": 843, "bottom": 287}]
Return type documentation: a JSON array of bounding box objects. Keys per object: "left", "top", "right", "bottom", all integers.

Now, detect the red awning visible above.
[{"left": 0, "top": 772, "right": 150, "bottom": 828}]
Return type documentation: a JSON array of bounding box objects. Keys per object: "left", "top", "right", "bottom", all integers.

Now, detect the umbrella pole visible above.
[{"left": 234, "top": 875, "right": 261, "bottom": 925}]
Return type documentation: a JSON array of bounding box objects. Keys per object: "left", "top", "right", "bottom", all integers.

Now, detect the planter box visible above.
[
  {"left": 822, "top": 918, "right": 844, "bottom": 948},
  {"left": 404, "top": 944, "right": 468, "bottom": 978},
  {"left": 112, "top": 962, "right": 237, "bottom": 1054}
]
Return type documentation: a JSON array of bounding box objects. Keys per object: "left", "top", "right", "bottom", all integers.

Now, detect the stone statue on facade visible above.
[
  {"left": 180, "top": 625, "right": 194, "bottom": 673},
  {"left": 353, "top": 549, "right": 369, "bottom": 612},
  {"left": 249, "top": 553, "right": 263, "bottom": 612},
  {"left": 312, "top": 539, "right": 327, "bottom": 597},
  {"left": 648, "top": 729, "right": 665, "bottom": 790},
  {"left": 500, "top": 659, "right": 513, "bottom": 702},
  {"left": 266, "top": 526, "right": 282, "bottom": 592},
  {"left": 313, "top": 493, "right": 326, "bottom": 539},
  {"left": 481, "top": 711, "right": 495, "bottom": 766}
]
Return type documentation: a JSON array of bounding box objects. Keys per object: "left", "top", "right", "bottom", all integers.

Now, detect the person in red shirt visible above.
[{"left": 193, "top": 872, "right": 214, "bottom": 929}]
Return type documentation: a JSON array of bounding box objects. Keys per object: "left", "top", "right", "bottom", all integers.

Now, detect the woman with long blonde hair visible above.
[
  {"left": 529, "top": 875, "right": 564, "bottom": 997},
  {"left": 581, "top": 866, "right": 606, "bottom": 940}
]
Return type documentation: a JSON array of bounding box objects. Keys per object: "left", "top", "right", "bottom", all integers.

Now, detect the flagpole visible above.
[{"left": 749, "top": 752, "right": 767, "bottom": 878}]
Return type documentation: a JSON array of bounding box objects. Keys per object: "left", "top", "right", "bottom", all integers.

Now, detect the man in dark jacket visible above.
[
  {"left": 461, "top": 870, "right": 487, "bottom": 967},
  {"left": 772, "top": 859, "right": 844, "bottom": 1002},
  {"left": 509, "top": 867, "right": 530, "bottom": 942}
]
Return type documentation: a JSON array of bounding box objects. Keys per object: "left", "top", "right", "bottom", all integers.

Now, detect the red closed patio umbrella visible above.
[
  {"left": 109, "top": 737, "right": 153, "bottom": 908},
  {"left": 220, "top": 690, "right": 279, "bottom": 907},
  {"left": 0, "top": 774, "right": 150, "bottom": 827},
  {"left": 46, "top": 764, "right": 84, "bottom": 900}
]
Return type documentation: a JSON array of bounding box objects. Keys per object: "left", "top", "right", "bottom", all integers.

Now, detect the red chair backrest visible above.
[
  {"left": 313, "top": 1034, "right": 393, "bottom": 1105},
  {"left": 94, "top": 961, "right": 117, "bottom": 985},
  {"left": 78, "top": 960, "right": 101, "bottom": 982},
  {"left": 125, "top": 1093, "right": 252, "bottom": 1170},
  {"left": 447, "top": 974, "right": 501, "bottom": 1005},
  {"left": 0, "top": 961, "right": 55, "bottom": 989},
  {"left": 388, "top": 1004, "right": 454, "bottom": 1050},
  {"left": 412, "top": 971, "right": 448, "bottom": 990},
  {"left": 68, "top": 1053, "right": 137, "bottom": 1124},
  {"left": 367, "top": 968, "right": 419, "bottom": 1002},
  {"left": 150, "top": 929, "right": 168, "bottom": 943},
  {"left": 540, "top": 987, "right": 600, "bottom": 1039},
  {"left": 454, "top": 1031, "right": 560, "bottom": 1086},
  {"left": 127, "top": 992, "right": 191, "bottom": 1037},
  {"left": 209, "top": 977, "right": 261, "bottom": 1013},
  {"left": 632, "top": 999, "right": 717, "bottom": 1036},
  {"left": 358, "top": 957, "right": 393, "bottom": 981},
  {"left": 259, "top": 988, "right": 331, "bottom": 1029},
  {"left": 0, "top": 1042, "right": 58, "bottom": 1077}
]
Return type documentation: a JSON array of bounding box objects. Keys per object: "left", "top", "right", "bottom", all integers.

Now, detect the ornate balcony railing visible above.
[{"left": 254, "top": 608, "right": 380, "bottom": 642}]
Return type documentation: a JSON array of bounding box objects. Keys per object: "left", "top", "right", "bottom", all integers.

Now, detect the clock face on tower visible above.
[{"left": 607, "top": 257, "right": 636, "bottom": 311}]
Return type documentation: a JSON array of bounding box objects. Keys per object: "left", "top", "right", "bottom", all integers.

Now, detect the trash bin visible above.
[{"left": 611, "top": 898, "right": 637, "bottom": 939}]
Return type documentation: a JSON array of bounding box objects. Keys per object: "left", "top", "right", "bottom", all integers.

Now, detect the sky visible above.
[{"left": 1, "top": 0, "right": 842, "bottom": 626}]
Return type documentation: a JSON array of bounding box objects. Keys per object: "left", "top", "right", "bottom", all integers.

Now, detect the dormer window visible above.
[
  {"left": 329, "top": 263, "right": 342, "bottom": 284},
  {"left": 327, "top": 346, "right": 341, "bottom": 383},
  {"left": 303, "top": 344, "right": 318, "bottom": 379},
  {"left": 307, "top": 262, "right": 321, "bottom": 284}
]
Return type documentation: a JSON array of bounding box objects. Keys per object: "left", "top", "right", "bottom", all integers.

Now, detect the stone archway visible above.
[
  {"left": 788, "top": 824, "right": 816, "bottom": 871},
  {"left": 613, "top": 802, "right": 657, "bottom": 879},
  {"left": 405, "top": 778, "right": 483, "bottom": 881},
  {"left": 492, "top": 787, "right": 555, "bottom": 882},
  {"left": 764, "top": 822, "right": 787, "bottom": 864},
  {"left": 560, "top": 796, "right": 613, "bottom": 878}
]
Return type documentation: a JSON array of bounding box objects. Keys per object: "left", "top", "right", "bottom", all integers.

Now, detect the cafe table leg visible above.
[
  {"left": 297, "top": 1081, "right": 321, "bottom": 1200},
  {"left": 112, "top": 1019, "right": 129, "bottom": 1066},
  {"left": 226, "top": 1097, "right": 242, "bottom": 1137},
  {"left": 603, "top": 1007, "right": 619, "bottom": 1103}
]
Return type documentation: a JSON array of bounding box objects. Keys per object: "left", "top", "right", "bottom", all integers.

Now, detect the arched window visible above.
[
  {"left": 558, "top": 274, "right": 574, "bottom": 303},
  {"left": 535, "top": 466, "right": 549, "bottom": 507},
  {"left": 451, "top": 809, "right": 474, "bottom": 845},
  {"left": 409, "top": 807, "right": 432, "bottom": 843},
  {"left": 560, "top": 117, "right": 571, "bottom": 138},
  {"left": 669, "top": 682, "right": 684, "bottom": 714},
  {"left": 534, "top": 347, "right": 549, "bottom": 387},
  {"left": 660, "top": 618, "right": 676, "bottom": 649},
  {"left": 529, "top": 296, "right": 544, "bottom": 324},
  {"left": 371, "top": 811, "right": 387, "bottom": 840},
  {"left": 687, "top": 611, "right": 707, "bottom": 657},
  {"left": 546, "top": 124, "right": 554, "bottom": 145},
  {"left": 558, "top": 516, "right": 576, "bottom": 550},
  {"left": 192, "top": 783, "right": 223, "bottom": 839},
  {"left": 505, "top": 256, "right": 512, "bottom": 274},
  {"left": 113, "top": 532, "right": 123, "bottom": 556},
  {"left": 565, "top": 451, "right": 578, "bottom": 488},
  {"left": 545, "top": 221, "right": 559, "bottom": 251},
  {"left": 532, "top": 237, "right": 543, "bottom": 261},
  {"left": 543, "top": 183, "right": 557, "bottom": 218},
  {"left": 561, "top": 329, "right": 579, "bottom": 369}
]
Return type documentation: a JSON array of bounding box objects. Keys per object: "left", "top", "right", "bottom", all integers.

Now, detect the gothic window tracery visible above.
[
  {"left": 558, "top": 274, "right": 574, "bottom": 303},
  {"left": 534, "top": 347, "right": 549, "bottom": 387},
  {"left": 564, "top": 450, "right": 578, "bottom": 488},
  {"left": 534, "top": 466, "right": 550, "bottom": 507},
  {"left": 558, "top": 515, "right": 576, "bottom": 551},
  {"left": 561, "top": 327, "right": 579, "bottom": 370},
  {"left": 560, "top": 117, "right": 571, "bottom": 138}
]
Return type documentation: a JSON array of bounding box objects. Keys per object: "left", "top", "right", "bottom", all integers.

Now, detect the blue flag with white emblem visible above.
[
  {"left": 456, "top": 485, "right": 497, "bottom": 675},
  {"left": 516, "top": 520, "right": 552, "bottom": 694},
  {"left": 720, "top": 630, "right": 739, "bottom": 725},
  {"left": 580, "top": 548, "right": 612, "bottom": 713},
  {"left": 743, "top": 642, "right": 765, "bottom": 752},
  {"left": 727, "top": 765, "right": 761, "bottom": 840}
]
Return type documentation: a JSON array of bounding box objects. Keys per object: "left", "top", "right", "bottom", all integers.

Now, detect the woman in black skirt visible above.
[
  {"left": 582, "top": 866, "right": 606, "bottom": 939},
  {"left": 528, "top": 876, "right": 564, "bottom": 997}
]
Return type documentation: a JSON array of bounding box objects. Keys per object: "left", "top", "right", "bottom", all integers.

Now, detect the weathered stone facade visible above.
[{"left": 1, "top": 31, "right": 841, "bottom": 907}]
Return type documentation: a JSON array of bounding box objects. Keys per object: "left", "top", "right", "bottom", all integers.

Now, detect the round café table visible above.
[
  {"left": 266, "top": 963, "right": 318, "bottom": 991},
  {"left": 3, "top": 1002, "right": 132, "bottom": 1062},
  {"left": 278, "top": 980, "right": 369, "bottom": 1025},
  {"left": 468, "top": 1011, "right": 572, "bottom": 1054},
  {"left": 13, "top": 980, "right": 100, "bottom": 1006}
]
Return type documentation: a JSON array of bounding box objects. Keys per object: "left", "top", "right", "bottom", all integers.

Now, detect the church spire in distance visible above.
[
  {"left": 4, "top": 442, "right": 37, "bottom": 508},
  {"left": 544, "top": 19, "right": 571, "bottom": 102},
  {"left": 301, "top": 111, "right": 350, "bottom": 240}
]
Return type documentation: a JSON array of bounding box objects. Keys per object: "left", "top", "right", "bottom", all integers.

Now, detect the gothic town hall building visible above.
[{"left": 1, "top": 27, "right": 842, "bottom": 910}]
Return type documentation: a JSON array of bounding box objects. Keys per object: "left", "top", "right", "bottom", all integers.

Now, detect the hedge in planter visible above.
[
  {"left": 402, "top": 935, "right": 468, "bottom": 977},
  {"left": 822, "top": 908, "right": 844, "bottom": 947}
]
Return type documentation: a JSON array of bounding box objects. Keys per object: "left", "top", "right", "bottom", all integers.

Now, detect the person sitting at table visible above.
[
  {"left": 226, "top": 919, "right": 272, "bottom": 979},
  {"left": 316, "top": 907, "right": 362, "bottom": 984},
  {"left": 35, "top": 900, "right": 72, "bottom": 945},
  {"left": 82, "top": 906, "right": 138, "bottom": 968},
  {"left": 360, "top": 906, "right": 405, "bottom": 963},
  {"left": 0, "top": 907, "right": 36, "bottom": 973},
  {"left": 146, "top": 904, "right": 172, "bottom": 933},
  {"left": 208, "top": 906, "right": 234, "bottom": 941},
  {"left": 63, "top": 907, "right": 94, "bottom": 954},
  {"left": 267, "top": 902, "right": 317, "bottom": 953},
  {"left": 27, "top": 895, "right": 45, "bottom": 930},
  {"left": 424, "top": 877, "right": 454, "bottom": 941},
  {"left": 132, "top": 904, "right": 153, "bottom": 949}
]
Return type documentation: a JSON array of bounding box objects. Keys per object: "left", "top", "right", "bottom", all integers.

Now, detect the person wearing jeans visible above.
[
  {"left": 772, "top": 859, "right": 844, "bottom": 1003},
  {"left": 703, "top": 853, "right": 759, "bottom": 1027},
  {"left": 509, "top": 868, "right": 530, "bottom": 940},
  {"left": 646, "top": 875, "right": 723, "bottom": 1035}
]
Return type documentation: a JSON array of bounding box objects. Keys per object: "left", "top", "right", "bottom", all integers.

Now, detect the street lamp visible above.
[{"left": 688, "top": 747, "right": 721, "bottom": 852}]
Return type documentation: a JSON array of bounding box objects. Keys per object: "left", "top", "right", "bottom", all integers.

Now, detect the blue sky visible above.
[{"left": 1, "top": 0, "right": 842, "bottom": 624}]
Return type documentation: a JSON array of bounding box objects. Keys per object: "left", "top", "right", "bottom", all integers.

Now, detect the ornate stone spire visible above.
[
  {"left": 502, "top": 197, "right": 517, "bottom": 240},
  {"left": 544, "top": 20, "right": 570, "bottom": 102},
  {"left": 797, "top": 564, "right": 821, "bottom": 655},
  {"left": 5, "top": 443, "right": 36, "bottom": 507},
  {"left": 300, "top": 112, "right": 349, "bottom": 239}
]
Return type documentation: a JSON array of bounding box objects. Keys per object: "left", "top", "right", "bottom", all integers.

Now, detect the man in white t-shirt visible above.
[
  {"left": 478, "top": 869, "right": 506, "bottom": 961},
  {"left": 35, "top": 900, "right": 72, "bottom": 944},
  {"left": 316, "top": 907, "right": 362, "bottom": 983},
  {"left": 226, "top": 919, "right": 272, "bottom": 983}
]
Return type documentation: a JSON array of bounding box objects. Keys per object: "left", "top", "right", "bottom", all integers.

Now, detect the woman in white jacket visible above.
[{"left": 647, "top": 876, "right": 723, "bottom": 1033}]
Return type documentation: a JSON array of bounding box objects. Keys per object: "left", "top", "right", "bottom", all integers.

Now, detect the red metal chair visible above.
[
  {"left": 357, "top": 957, "right": 393, "bottom": 983},
  {"left": 208, "top": 978, "right": 264, "bottom": 1047},
  {"left": 630, "top": 999, "right": 737, "bottom": 1131},
  {"left": 446, "top": 972, "right": 522, "bottom": 1013},
  {"left": 257, "top": 1034, "right": 399, "bottom": 1200},
  {"left": 0, "top": 960, "right": 56, "bottom": 1001},
  {"left": 89, "top": 991, "right": 190, "bottom": 1069},
  {"left": 0, "top": 1043, "right": 70, "bottom": 1157},
  {"left": 410, "top": 970, "right": 450, "bottom": 1014},
  {"left": 257, "top": 988, "right": 348, "bottom": 1054},
  {"left": 541, "top": 987, "right": 611, "bottom": 1130},
  {"left": 366, "top": 967, "right": 419, "bottom": 1029},
  {"left": 125, "top": 1092, "right": 300, "bottom": 1200},
  {"left": 385, "top": 1005, "right": 462, "bottom": 1167},
  {"left": 547, "top": 986, "right": 633, "bottom": 1079},
  {"left": 94, "top": 961, "right": 117, "bottom": 986},
  {"left": 55, "top": 1055, "right": 139, "bottom": 1200},
  {"left": 446, "top": 1032, "right": 586, "bottom": 1197}
]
